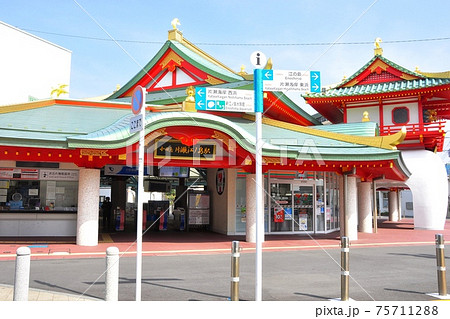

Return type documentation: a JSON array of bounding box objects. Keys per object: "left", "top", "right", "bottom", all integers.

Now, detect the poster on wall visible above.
[
  {"left": 216, "top": 168, "right": 225, "bottom": 195},
  {"left": 299, "top": 214, "right": 308, "bottom": 230},
  {"left": 0, "top": 168, "right": 38, "bottom": 180},
  {"left": 326, "top": 208, "right": 331, "bottom": 221},
  {"left": 40, "top": 169, "right": 79, "bottom": 181},
  {"left": 274, "top": 208, "right": 285, "bottom": 223},
  {"left": 284, "top": 207, "right": 292, "bottom": 220}
]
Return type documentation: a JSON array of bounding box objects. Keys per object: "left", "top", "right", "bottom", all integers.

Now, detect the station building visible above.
[{"left": 0, "top": 25, "right": 447, "bottom": 246}]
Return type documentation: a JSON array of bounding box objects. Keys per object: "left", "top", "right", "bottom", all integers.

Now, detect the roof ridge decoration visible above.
[
  {"left": 417, "top": 70, "right": 450, "bottom": 79},
  {"left": 169, "top": 28, "right": 237, "bottom": 76},
  {"left": 339, "top": 53, "right": 424, "bottom": 88},
  {"left": 107, "top": 23, "right": 243, "bottom": 100},
  {"left": 242, "top": 114, "right": 405, "bottom": 150}
]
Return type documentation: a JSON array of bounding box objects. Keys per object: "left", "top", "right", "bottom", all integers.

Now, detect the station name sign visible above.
[{"left": 154, "top": 139, "right": 216, "bottom": 160}]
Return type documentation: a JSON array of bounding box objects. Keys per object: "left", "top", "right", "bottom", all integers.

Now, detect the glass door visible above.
[
  {"left": 293, "top": 183, "right": 314, "bottom": 232},
  {"left": 270, "top": 183, "right": 292, "bottom": 232}
]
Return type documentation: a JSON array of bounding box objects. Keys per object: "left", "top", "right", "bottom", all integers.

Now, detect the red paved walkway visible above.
[{"left": 1, "top": 218, "right": 449, "bottom": 261}]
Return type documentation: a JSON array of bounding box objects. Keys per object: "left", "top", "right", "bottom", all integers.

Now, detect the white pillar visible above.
[
  {"left": 246, "top": 174, "right": 257, "bottom": 243},
  {"left": 347, "top": 176, "right": 358, "bottom": 241},
  {"left": 358, "top": 181, "right": 372, "bottom": 233},
  {"left": 77, "top": 168, "right": 100, "bottom": 246},
  {"left": 402, "top": 150, "right": 448, "bottom": 229},
  {"left": 389, "top": 190, "right": 399, "bottom": 222}
]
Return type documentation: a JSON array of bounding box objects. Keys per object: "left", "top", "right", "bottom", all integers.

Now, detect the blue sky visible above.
[{"left": 1, "top": 0, "right": 450, "bottom": 108}]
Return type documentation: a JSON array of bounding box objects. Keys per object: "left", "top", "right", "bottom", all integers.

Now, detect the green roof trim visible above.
[
  {"left": 303, "top": 54, "right": 450, "bottom": 99},
  {"left": 0, "top": 101, "right": 130, "bottom": 148},
  {"left": 304, "top": 77, "right": 450, "bottom": 99},
  {"left": 106, "top": 40, "right": 244, "bottom": 100},
  {"left": 339, "top": 55, "right": 424, "bottom": 87},
  {"left": 66, "top": 111, "right": 406, "bottom": 165}
]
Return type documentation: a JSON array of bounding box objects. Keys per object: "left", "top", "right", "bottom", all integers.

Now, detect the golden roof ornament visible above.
[
  {"left": 374, "top": 37, "right": 383, "bottom": 56},
  {"left": 171, "top": 18, "right": 180, "bottom": 30},
  {"left": 238, "top": 64, "right": 247, "bottom": 75},
  {"left": 185, "top": 86, "right": 195, "bottom": 102},
  {"left": 50, "top": 84, "right": 69, "bottom": 97},
  {"left": 362, "top": 111, "right": 370, "bottom": 122},
  {"left": 182, "top": 86, "right": 197, "bottom": 112}
]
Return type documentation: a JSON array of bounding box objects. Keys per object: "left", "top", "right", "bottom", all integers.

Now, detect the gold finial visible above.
[
  {"left": 264, "top": 57, "right": 273, "bottom": 70},
  {"left": 238, "top": 64, "right": 248, "bottom": 76},
  {"left": 171, "top": 18, "right": 180, "bottom": 30},
  {"left": 362, "top": 111, "right": 370, "bottom": 122},
  {"left": 50, "top": 84, "right": 69, "bottom": 97},
  {"left": 374, "top": 37, "right": 383, "bottom": 56},
  {"left": 185, "top": 86, "right": 195, "bottom": 102},
  {"left": 115, "top": 84, "right": 121, "bottom": 92},
  {"left": 342, "top": 75, "right": 347, "bottom": 82},
  {"left": 182, "top": 86, "right": 196, "bottom": 112},
  {"left": 415, "top": 66, "right": 420, "bottom": 73}
]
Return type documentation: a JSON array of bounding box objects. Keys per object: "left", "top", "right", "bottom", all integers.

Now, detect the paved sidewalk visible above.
[
  {"left": 0, "top": 284, "right": 99, "bottom": 301},
  {"left": 0, "top": 218, "right": 449, "bottom": 301}
]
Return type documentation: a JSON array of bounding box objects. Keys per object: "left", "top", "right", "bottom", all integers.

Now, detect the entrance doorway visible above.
[{"left": 269, "top": 174, "right": 338, "bottom": 234}]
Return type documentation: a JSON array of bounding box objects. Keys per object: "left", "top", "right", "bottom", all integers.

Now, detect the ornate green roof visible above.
[
  {"left": 303, "top": 54, "right": 450, "bottom": 99},
  {"left": 106, "top": 40, "right": 244, "bottom": 100}
]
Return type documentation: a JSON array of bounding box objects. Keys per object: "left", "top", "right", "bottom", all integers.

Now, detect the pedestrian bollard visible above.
[
  {"left": 435, "top": 234, "right": 447, "bottom": 297},
  {"left": 341, "top": 236, "right": 349, "bottom": 301},
  {"left": 230, "top": 241, "right": 240, "bottom": 301},
  {"left": 13, "top": 246, "right": 31, "bottom": 301},
  {"left": 105, "top": 247, "right": 120, "bottom": 301}
]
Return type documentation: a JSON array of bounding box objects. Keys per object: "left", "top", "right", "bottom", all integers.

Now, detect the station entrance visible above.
[
  {"left": 268, "top": 172, "right": 340, "bottom": 234},
  {"left": 99, "top": 166, "right": 209, "bottom": 234}
]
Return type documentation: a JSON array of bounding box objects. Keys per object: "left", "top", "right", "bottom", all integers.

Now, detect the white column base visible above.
[{"left": 76, "top": 168, "right": 100, "bottom": 246}]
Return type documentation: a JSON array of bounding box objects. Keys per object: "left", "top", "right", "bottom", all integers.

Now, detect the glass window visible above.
[{"left": 392, "top": 107, "right": 409, "bottom": 124}]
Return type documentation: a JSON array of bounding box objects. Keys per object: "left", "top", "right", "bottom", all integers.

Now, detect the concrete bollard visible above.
[
  {"left": 230, "top": 241, "right": 240, "bottom": 301},
  {"left": 341, "top": 236, "right": 349, "bottom": 301},
  {"left": 13, "top": 246, "right": 31, "bottom": 301},
  {"left": 105, "top": 247, "right": 120, "bottom": 301},
  {"left": 435, "top": 234, "right": 447, "bottom": 297}
]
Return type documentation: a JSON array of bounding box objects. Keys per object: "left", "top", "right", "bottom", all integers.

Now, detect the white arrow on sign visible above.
[
  {"left": 197, "top": 100, "right": 205, "bottom": 108},
  {"left": 312, "top": 72, "right": 319, "bottom": 81}
]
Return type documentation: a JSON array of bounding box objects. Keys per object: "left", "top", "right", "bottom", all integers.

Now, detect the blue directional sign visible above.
[
  {"left": 310, "top": 71, "right": 321, "bottom": 93},
  {"left": 262, "top": 70, "right": 321, "bottom": 93},
  {"left": 195, "top": 87, "right": 207, "bottom": 110},
  {"left": 195, "top": 87, "right": 254, "bottom": 112},
  {"left": 262, "top": 69, "right": 273, "bottom": 81}
]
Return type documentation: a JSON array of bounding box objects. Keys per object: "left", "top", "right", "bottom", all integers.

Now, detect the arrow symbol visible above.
[
  {"left": 263, "top": 70, "right": 273, "bottom": 80},
  {"left": 197, "top": 88, "right": 205, "bottom": 98},
  {"left": 312, "top": 83, "right": 319, "bottom": 91},
  {"left": 311, "top": 72, "right": 319, "bottom": 81},
  {"left": 197, "top": 100, "right": 205, "bottom": 108}
]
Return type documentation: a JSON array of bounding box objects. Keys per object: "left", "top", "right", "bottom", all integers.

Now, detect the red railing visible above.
[{"left": 379, "top": 121, "right": 446, "bottom": 137}]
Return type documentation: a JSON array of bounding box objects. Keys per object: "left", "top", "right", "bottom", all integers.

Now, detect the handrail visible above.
[{"left": 380, "top": 121, "right": 445, "bottom": 136}]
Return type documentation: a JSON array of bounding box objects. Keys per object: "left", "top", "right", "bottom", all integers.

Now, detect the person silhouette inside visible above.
[{"left": 101, "top": 197, "right": 113, "bottom": 232}]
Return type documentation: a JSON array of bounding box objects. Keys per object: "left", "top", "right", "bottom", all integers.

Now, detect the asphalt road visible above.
[{"left": 0, "top": 244, "right": 448, "bottom": 301}]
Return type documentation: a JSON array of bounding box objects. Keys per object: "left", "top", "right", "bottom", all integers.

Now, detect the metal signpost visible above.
[
  {"left": 251, "top": 52, "right": 321, "bottom": 301},
  {"left": 130, "top": 85, "right": 146, "bottom": 301},
  {"left": 251, "top": 51, "right": 267, "bottom": 302}
]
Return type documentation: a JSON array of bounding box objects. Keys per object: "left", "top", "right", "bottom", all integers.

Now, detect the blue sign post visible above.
[
  {"left": 253, "top": 66, "right": 320, "bottom": 302},
  {"left": 253, "top": 68, "right": 264, "bottom": 302}
]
